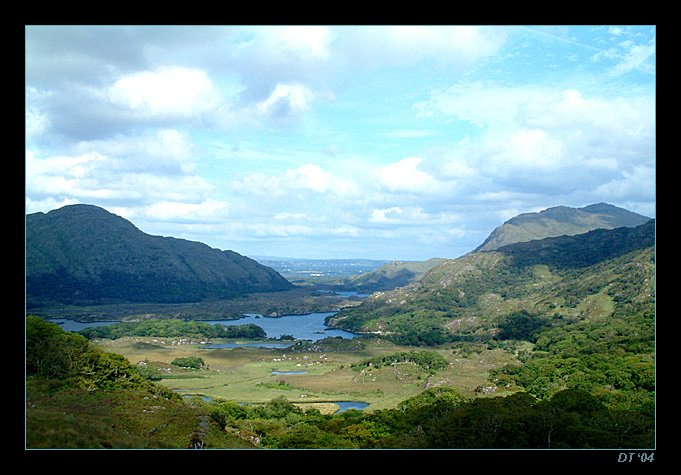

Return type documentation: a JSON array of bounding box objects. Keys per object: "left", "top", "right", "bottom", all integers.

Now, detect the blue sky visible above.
[{"left": 25, "top": 25, "right": 656, "bottom": 260}]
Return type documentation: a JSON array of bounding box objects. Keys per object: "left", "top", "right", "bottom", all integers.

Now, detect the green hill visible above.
[
  {"left": 25, "top": 315, "right": 252, "bottom": 448},
  {"left": 26, "top": 204, "right": 293, "bottom": 306},
  {"left": 339, "top": 258, "right": 446, "bottom": 293},
  {"left": 328, "top": 219, "right": 655, "bottom": 346},
  {"left": 326, "top": 219, "right": 655, "bottom": 415},
  {"left": 473, "top": 202, "right": 651, "bottom": 252}
]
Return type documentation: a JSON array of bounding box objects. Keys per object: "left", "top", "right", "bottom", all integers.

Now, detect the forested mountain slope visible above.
[
  {"left": 26, "top": 204, "right": 293, "bottom": 306},
  {"left": 328, "top": 219, "right": 655, "bottom": 347}
]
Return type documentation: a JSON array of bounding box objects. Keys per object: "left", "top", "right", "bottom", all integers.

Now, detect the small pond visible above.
[{"left": 333, "top": 401, "right": 370, "bottom": 413}]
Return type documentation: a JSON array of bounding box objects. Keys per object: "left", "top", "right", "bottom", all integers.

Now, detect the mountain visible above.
[
  {"left": 327, "top": 219, "right": 655, "bottom": 346},
  {"left": 25, "top": 204, "right": 293, "bottom": 306},
  {"left": 339, "top": 258, "right": 447, "bottom": 293},
  {"left": 473, "top": 203, "right": 651, "bottom": 252}
]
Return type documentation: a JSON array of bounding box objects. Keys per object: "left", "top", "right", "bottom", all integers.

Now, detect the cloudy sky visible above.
[{"left": 25, "top": 25, "right": 656, "bottom": 261}]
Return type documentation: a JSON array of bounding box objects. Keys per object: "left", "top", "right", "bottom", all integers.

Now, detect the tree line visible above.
[
  {"left": 200, "top": 386, "right": 654, "bottom": 449},
  {"left": 77, "top": 318, "right": 266, "bottom": 340}
]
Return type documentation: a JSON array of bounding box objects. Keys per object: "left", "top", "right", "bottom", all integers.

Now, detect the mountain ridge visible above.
[
  {"left": 328, "top": 218, "right": 655, "bottom": 346},
  {"left": 339, "top": 258, "right": 447, "bottom": 293},
  {"left": 25, "top": 204, "right": 293, "bottom": 306},
  {"left": 473, "top": 202, "right": 651, "bottom": 252}
]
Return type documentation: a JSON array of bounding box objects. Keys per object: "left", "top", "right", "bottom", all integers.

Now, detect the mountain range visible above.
[
  {"left": 330, "top": 203, "right": 651, "bottom": 293},
  {"left": 25, "top": 204, "right": 293, "bottom": 306},
  {"left": 327, "top": 217, "right": 655, "bottom": 345},
  {"left": 25, "top": 202, "right": 652, "bottom": 309}
]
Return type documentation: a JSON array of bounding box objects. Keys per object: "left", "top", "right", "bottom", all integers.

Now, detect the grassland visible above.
[{"left": 94, "top": 335, "right": 518, "bottom": 414}]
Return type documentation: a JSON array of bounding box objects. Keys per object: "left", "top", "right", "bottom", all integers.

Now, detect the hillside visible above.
[
  {"left": 339, "top": 258, "right": 446, "bottom": 293},
  {"left": 328, "top": 219, "right": 655, "bottom": 346},
  {"left": 473, "top": 202, "right": 651, "bottom": 252},
  {"left": 25, "top": 204, "right": 293, "bottom": 306}
]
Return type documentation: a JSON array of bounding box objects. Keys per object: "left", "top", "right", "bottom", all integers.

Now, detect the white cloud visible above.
[
  {"left": 233, "top": 163, "right": 357, "bottom": 197},
  {"left": 593, "top": 165, "right": 655, "bottom": 202},
  {"left": 376, "top": 157, "right": 440, "bottom": 193},
  {"left": 25, "top": 136, "right": 217, "bottom": 218},
  {"left": 72, "top": 129, "right": 199, "bottom": 175},
  {"left": 25, "top": 87, "right": 53, "bottom": 140},
  {"left": 108, "top": 67, "right": 223, "bottom": 119},
  {"left": 340, "top": 26, "right": 507, "bottom": 69},
  {"left": 276, "top": 26, "right": 332, "bottom": 60},
  {"left": 414, "top": 81, "right": 549, "bottom": 128},
  {"left": 142, "top": 199, "right": 228, "bottom": 222},
  {"left": 370, "top": 206, "right": 404, "bottom": 223},
  {"left": 415, "top": 83, "right": 654, "bottom": 199},
  {"left": 274, "top": 212, "right": 307, "bottom": 220},
  {"left": 506, "top": 129, "right": 564, "bottom": 168},
  {"left": 369, "top": 206, "right": 461, "bottom": 229},
  {"left": 285, "top": 163, "right": 333, "bottom": 193}
]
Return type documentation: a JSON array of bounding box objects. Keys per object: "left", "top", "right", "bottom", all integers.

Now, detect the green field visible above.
[{"left": 95, "top": 335, "right": 518, "bottom": 413}]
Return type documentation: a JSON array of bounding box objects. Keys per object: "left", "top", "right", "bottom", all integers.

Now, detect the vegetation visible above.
[
  {"left": 25, "top": 204, "right": 292, "bottom": 306},
  {"left": 26, "top": 307, "right": 655, "bottom": 449},
  {"left": 179, "top": 386, "right": 654, "bottom": 449},
  {"left": 25, "top": 315, "right": 255, "bottom": 448},
  {"left": 473, "top": 202, "right": 650, "bottom": 252},
  {"left": 25, "top": 205, "right": 656, "bottom": 450},
  {"left": 338, "top": 258, "right": 447, "bottom": 293},
  {"left": 171, "top": 356, "right": 206, "bottom": 370},
  {"left": 352, "top": 350, "right": 449, "bottom": 371},
  {"left": 26, "top": 315, "right": 177, "bottom": 397},
  {"left": 325, "top": 221, "right": 655, "bottom": 413},
  {"left": 330, "top": 221, "right": 654, "bottom": 349},
  {"left": 78, "top": 319, "right": 266, "bottom": 340}
]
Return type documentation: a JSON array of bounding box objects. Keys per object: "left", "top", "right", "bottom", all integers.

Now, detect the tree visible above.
[
  {"left": 171, "top": 356, "right": 205, "bottom": 370},
  {"left": 26, "top": 315, "right": 89, "bottom": 379}
]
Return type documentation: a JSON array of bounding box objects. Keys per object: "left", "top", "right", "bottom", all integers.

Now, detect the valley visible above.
[
  {"left": 94, "top": 332, "right": 514, "bottom": 414},
  {"left": 25, "top": 203, "right": 656, "bottom": 450}
]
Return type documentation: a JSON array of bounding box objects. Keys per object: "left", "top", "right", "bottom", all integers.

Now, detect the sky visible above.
[{"left": 25, "top": 25, "right": 656, "bottom": 261}]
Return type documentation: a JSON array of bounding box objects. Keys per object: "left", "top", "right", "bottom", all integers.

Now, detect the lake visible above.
[
  {"left": 46, "top": 319, "right": 120, "bottom": 332},
  {"left": 204, "top": 311, "right": 359, "bottom": 342},
  {"left": 47, "top": 311, "right": 359, "bottom": 345}
]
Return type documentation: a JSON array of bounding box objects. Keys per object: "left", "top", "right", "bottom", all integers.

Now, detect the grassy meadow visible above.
[{"left": 94, "top": 335, "right": 518, "bottom": 414}]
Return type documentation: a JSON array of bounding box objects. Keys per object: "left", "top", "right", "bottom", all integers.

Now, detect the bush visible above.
[{"left": 170, "top": 356, "right": 205, "bottom": 370}]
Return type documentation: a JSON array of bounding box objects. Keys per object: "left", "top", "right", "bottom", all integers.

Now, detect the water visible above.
[
  {"left": 334, "top": 401, "right": 370, "bottom": 413},
  {"left": 320, "top": 290, "right": 371, "bottom": 299},
  {"left": 46, "top": 319, "right": 120, "bottom": 332},
  {"left": 204, "top": 312, "right": 359, "bottom": 342},
  {"left": 201, "top": 341, "right": 293, "bottom": 349},
  {"left": 46, "top": 311, "right": 359, "bottom": 345}
]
